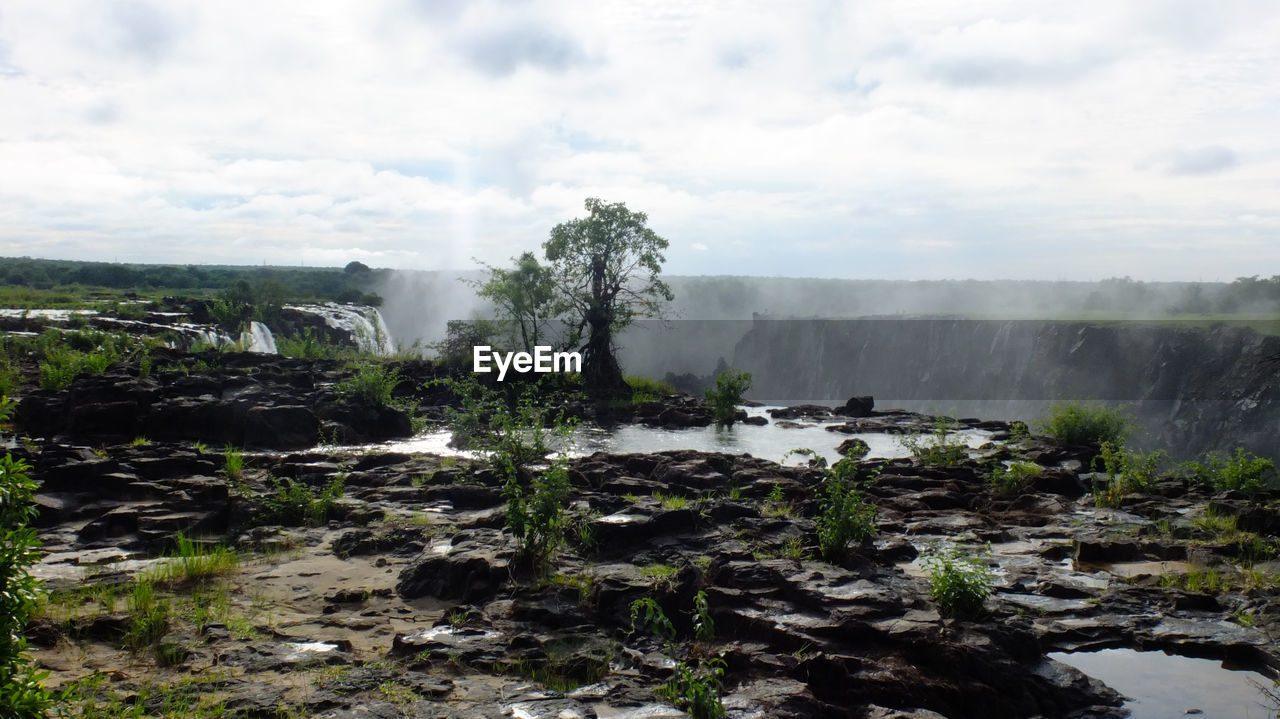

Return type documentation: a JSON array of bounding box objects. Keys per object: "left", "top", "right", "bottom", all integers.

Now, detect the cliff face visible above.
[{"left": 730, "top": 319, "right": 1280, "bottom": 458}]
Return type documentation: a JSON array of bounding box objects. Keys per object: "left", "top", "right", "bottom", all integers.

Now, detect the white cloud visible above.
[{"left": 0, "top": 0, "right": 1279, "bottom": 279}]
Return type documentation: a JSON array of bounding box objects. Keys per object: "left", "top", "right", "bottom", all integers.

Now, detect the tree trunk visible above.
[{"left": 581, "top": 305, "right": 628, "bottom": 401}]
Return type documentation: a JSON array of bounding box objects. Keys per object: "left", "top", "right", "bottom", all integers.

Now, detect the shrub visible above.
[
  {"left": 921, "top": 543, "right": 993, "bottom": 620},
  {"left": 335, "top": 363, "right": 401, "bottom": 406},
  {"left": 259, "top": 475, "right": 345, "bottom": 526},
  {"left": 504, "top": 463, "right": 570, "bottom": 567},
  {"left": 1180, "top": 448, "right": 1275, "bottom": 496},
  {"left": 1036, "top": 402, "right": 1132, "bottom": 446},
  {"left": 704, "top": 370, "right": 751, "bottom": 427},
  {"left": 1092, "top": 442, "right": 1167, "bottom": 506},
  {"left": 815, "top": 455, "right": 877, "bottom": 561},
  {"left": 0, "top": 448, "right": 52, "bottom": 716},
  {"left": 987, "top": 461, "right": 1043, "bottom": 495},
  {"left": 659, "top": 657, "right": 727, "bottom": 719}
]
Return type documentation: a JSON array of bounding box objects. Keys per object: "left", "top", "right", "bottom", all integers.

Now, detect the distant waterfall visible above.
[
  {"left": 240, "top": 321, "right": 279, "bottom": 354},
  {"left": 286, "top": 303, "right": 396, "bottom": 356}
]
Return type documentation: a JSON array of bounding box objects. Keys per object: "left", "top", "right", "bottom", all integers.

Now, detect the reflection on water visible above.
[
  {"left": 1050, "top": 648, "right": 1277, "bottom": 719},
  {"left": 342, "top": 406, "right": 994, "bottom": 466}
]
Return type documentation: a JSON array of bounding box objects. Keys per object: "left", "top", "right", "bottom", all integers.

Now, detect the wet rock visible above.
[
  {"left": 840, "top": 395, "right": 876, "bottom": 417},
  {"left": 244, "top": 405, "right": 319, "bottom": 449},
  {"left": 396, "top": 531, "right": 511, "bottom": 601},
  {"left": 768, "top": 404, "right": 834, "bottom": 420}
]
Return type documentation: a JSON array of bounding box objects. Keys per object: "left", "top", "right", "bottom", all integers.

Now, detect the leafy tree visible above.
[
  {"left": 475, "top": 251, "right": 557, "bottom": 354},
  {"left": 543, "top": 198, "right": 673, "bottom": 400}
]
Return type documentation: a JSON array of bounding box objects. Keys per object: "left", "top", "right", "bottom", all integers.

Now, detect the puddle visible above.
[{"left": 1050, "top": 648, "right": 1278, "bottom": 719}]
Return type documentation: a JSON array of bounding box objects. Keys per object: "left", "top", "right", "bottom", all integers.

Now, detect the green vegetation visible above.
[
  {"left": 653, "top": 491, "right": 689, "bottom": 510},
  {"left": 504, "top": 463, "right": 571, "bottom": 568},
  {"left": 143, "top": 534, "right": 240, "bottom": 585},
  {"left": 988, "top": 461, "right": 1043, "bottom": 495},
  {"left": 921, "top": 543, "right": 993, "bottom": 620},
  {"left": 0, "top": 433, "right": 52, "bottom": 717},
  {"left": 629, "top": 597, "right": 676, "bottom": 641},
  {"left": 474, "top": 251, "right": 557, "bottom": 354},
  {"left": 258, "top": 475, "right": 345, "bottom": 526},
  {"left": 0, "top": 256, "right": 383, "bottom": 306},
  {"left": 1036, "top": 402, "right": 1133, "bottom": 447},
  {"left": 334, "top": 363, "right": 401, "bottom": 406},
  {"left": 627, "top": 375, "right": 677, "bottom": 404},
  {"left": 900, "top": 418, "right": 968, "bottom": 466},
  {"left": 658, "top": 656, "right": 727, "bottom": 719},
  {"left": 692, "top": 590, "right": 715, "bottom": 641},
  {"left": 1180, "top": 447, "right": 1276, "bottom": 496},
  {"left": 815, "top": 453, "right": 878, "bottom": 560},
  {"left": 704, "top": 369, "right": 751, "bottom": 426},
  {"left": 542, "top": 198, "right": 673, "bottom": 400},
  {"left": 1091, "top": 442, "right": 1168, "bottom": 506},
  {"left": 222, "top": 445, "right": 244, "bottom": 480}
]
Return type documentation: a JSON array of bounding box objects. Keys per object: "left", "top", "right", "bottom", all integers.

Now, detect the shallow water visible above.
[
  {"left": 1050, "top": 648, "right": 1277, "bottom": 719},
  {"left": 342, "top": 406, "right": 994, "bottom": 466}
]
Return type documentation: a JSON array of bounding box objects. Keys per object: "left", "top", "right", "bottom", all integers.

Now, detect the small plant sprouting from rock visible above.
[
  {"left": 659, "top": 656, "right": 727, "bottom": 719},
  {"left": 504, "top": 463, "right": 571, "bottom": 568},
  {"left": 223, "top": 445, "right": 244, "bottom": 480},
  {"left": 987, "top": 461, "right": 1043, "bottom": 495},
  {"left": 692, "top": 590, "right": 715, "bottom": 641},
  {"left": 900, "top": 417, "right": 968, "bottom": 467},
  {"left": 1091, "top": 442, "right": 1167, "bottom": 506},
  {"left": 705, "top": 369, "right": 751, "bottom": 427},
  {"left": 259, "top": 475, "right": 345, "bottom": 527},
  {"left": 629, "top": 597, "right": 676, "bottom": 642},
  {"left": 335, "top": 363, "right": 401, "bottom": 406},
  {"left": 921, "top": 543, "right": 993, "bottom": 620},
  {"left": 816, "top": 454, "right": 878, "bottom": 561}
]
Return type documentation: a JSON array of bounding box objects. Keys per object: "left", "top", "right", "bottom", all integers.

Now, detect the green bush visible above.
[
  {"left": 1180, "top": 447, "right": 1275, "bottom": 496},
  {"left": 504, "top": 463, "right": 570, "bottom": 566},
  {"left": 1036, "top": 402, "right": 1133, "bottom": 446},
  {"left": 335, "top": 363, "right": 401, "bottom": 406},
  {"left": 659, "top": 656, "right": 727, "bottom": 719},
  {"left": 987, "top": 461, "right": 1043, "bottom": 495},
  {"left": 0, "top": 444, "right": 52, "bottom": 716},
  {"left": 816, "top": 454, "right": 878, "bottom": 560},
  {"left": 704, "top": 370, "right": 751, "bottom": 426},
  {"left": 921, "top": 543, "right": 993, "bottom": 620},
  {"left": 1092, "top": 442, "right": 1168, "bottom": 505},
  {"left": 258, "top": 475, "right": 345, "bottom": 526},
  {"left": 901, "top": 418, "right": 968, "bottom": 466}
]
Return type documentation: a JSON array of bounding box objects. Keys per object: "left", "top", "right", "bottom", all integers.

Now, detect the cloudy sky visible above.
[{"left": 1, "top": 1, "right": 1278, "bottom": 280}]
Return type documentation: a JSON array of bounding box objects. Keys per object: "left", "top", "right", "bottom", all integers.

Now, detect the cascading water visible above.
[
  {"left": 239, "top": 321, "right": 278, "bottom": 354},
  {"left": 285, "top": 303, "right": 396, "bottom": 356}
]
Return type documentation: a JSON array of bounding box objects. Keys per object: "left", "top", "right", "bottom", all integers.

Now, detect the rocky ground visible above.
[{"left": 11, "top": 374, "right": 1280, "bottom": 718}]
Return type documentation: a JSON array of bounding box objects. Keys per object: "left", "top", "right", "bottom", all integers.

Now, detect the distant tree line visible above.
[{"left": 0, "top": 257, "right": 383, "bottom": 306}]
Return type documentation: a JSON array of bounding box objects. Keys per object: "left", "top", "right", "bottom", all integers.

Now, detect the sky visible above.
[{"left": 1, "top": 0, "right": 1278, "bottom": 280}]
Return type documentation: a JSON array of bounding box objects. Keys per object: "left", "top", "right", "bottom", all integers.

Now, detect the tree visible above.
[
  {"left": 543, "top": 198, "right": 673, "bottom": 400},
  {"left": 475, "top": 251, "right": 557, "bottom": 354}
]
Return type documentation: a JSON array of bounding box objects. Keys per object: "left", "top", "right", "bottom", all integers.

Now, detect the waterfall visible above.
[
  {"left": 285, "top": 303, "right": 396, "bottom": 356},
  {"left": 240, "top": 320, "right": 279, "bottom": 354}
]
